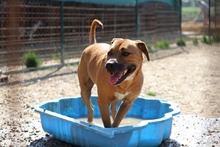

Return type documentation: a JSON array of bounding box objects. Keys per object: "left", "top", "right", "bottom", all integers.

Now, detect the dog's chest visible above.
[{"left": 114, "top": 92, "right": 129, "bottom": 100}]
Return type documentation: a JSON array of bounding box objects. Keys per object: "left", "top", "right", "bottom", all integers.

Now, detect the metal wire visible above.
[{"left": 0, "top": 0, "right": 184, "bottom": 68}]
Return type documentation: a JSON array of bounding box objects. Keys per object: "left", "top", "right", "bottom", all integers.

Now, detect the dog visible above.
[{"left": 78, "top": 19, "right": 150, "bottom": 128}]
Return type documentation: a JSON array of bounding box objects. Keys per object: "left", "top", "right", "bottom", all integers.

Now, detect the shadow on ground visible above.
[{"left": 27, "top": 134, "right": 180, "bottom": 147}]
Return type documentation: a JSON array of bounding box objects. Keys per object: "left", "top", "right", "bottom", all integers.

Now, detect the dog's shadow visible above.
[{"left": 27, "top": 134, "right": 180, "bottom": 147}]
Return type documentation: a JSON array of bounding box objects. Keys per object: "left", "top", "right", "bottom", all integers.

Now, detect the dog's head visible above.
[{"left": 105, "top": 38, "right": 150, "bottom": 85}]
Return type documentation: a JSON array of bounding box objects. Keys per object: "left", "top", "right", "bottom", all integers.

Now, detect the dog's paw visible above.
[
  {"left": 88, "top": 121, "right": 103, "bottom": 127},
  {"left": 88, "top": 121, "right": 97, "bottom": 125}
]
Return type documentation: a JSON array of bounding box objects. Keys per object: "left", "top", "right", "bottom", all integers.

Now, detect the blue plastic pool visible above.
[{"left": 34, "top": 96, "right": 180, "bottom": 147}]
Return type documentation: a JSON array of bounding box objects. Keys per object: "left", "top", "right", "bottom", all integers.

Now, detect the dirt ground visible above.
[
  {"left": 182, "top": 21, "right": 211, "bottom": 32},
  {"left": 0, "top": 43, "right": 220, "bottom": 146}
]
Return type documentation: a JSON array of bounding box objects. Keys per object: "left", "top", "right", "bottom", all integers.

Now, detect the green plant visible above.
[
  {"left": 147, "top": 43, "right": 153, "bottom": 52},
  {"left": 192, "top": 37, "right": 198, "bottom": 46},
  {"left": 212, "top": 34, "right": 220, "bottom": 43},
  {"left": 155, "top": 40, "right": 169, "bottom": 49},
  {"left": 146, "top": 91, "right": 157, "bottom": 96},
  {"left": 176, "top": 38, "right": 186, "bottom": 47},
  {"left": 23, "top": 51, "right": 41, "bottom": 68},
  {"left": 202, "top": 35, "right": 213, "bottom": 45}
]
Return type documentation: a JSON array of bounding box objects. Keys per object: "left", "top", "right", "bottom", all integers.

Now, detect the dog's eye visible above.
[
  {"left": 107, "top": 51, "right": 113, "bottom": 56},
  {"left": 121, "top": 52, "right": 130, "bottom": 57}
]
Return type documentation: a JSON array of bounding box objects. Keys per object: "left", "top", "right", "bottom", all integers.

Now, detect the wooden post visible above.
[{"left": 6, "top": 0, "right": 21, "bottom": 66}]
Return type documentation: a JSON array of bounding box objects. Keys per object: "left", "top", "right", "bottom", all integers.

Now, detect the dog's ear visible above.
[
  {"left": 111, "top": 38, "right": 117, "bottom": 44},
  {"left": 111, "top": 38, "right": 123, "bottom": 44},
  {"left": 136, "top": 40, "right": 150, "bottom": 61}
]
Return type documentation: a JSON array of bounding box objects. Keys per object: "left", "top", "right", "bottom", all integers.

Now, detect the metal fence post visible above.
[
  {"left": 178, "top": 0, "right": 182, "bottom": 40},
  {"left": 208, "top": 0, "right": 211, "bottom": 39},
  {"left": 60, "top": 1, "right": 65, "bottom": 65}
]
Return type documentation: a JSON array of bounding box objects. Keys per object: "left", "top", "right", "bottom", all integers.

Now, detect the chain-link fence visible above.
[
  {"left": 0, "top": 0, "right": 181, "bottom": 69},
  {"left": 212, "top": 0, "right": 220, "bottom": 33},
  {"left": 182, "top": 0, "right": 220, "bottom": 34}
]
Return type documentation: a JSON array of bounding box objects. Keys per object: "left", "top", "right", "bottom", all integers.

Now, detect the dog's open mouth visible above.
[{"left": 109, "top": 65, "right": 136, "bottom": 85}]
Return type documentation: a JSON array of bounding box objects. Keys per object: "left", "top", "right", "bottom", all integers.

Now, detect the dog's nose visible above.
[
  {"left": 105, "top": 59, "right": 123, "bottom": 73},
  {"left": 106, "top": 62, "right": 118, "bottom": 72}
]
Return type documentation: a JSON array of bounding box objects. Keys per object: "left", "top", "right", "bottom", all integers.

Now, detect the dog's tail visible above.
[{"left": 89, "top": 19, "right": 103, "bottom": 44}]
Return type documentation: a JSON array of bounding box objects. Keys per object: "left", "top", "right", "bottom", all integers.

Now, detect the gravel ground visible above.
[
  {"left": 26, "top": 115, "right": 220, "bottom": 147},
  {"left": 0, "top": 43, "right": 220, "bottom": 146}
]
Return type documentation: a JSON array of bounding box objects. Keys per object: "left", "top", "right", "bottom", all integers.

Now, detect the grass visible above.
[
  {"left": 212, "top": 34, "right": 220, "bottom": 43},
  {"left": 201, "top": 34, "right": 220, "bottom": 45},
  {"left": 182, "top": 7, "right": 199, "bottom": 21},
  {"left": 155, "top": 40, "right": 169, "bottom": 50},
  {"left": 146, "top": 43, "right": 153, "bottom": 52},
  {"left": 182, "top": 6, "right": 215, "bottom": 21},
  {"left": 23, "top": 51, "right": 41, "bottom": 68},
  {"left": 202, "top": 35, "right": 213, "bottom": 45},
  {"left": 192, "top": 37, "right": 199, "bottom": 46},
  {"left": 176, "top": 38, "right": 186, "bottom": 47},
  {"left": 146, "top": 91, "right": 157, "bottom": 96}
]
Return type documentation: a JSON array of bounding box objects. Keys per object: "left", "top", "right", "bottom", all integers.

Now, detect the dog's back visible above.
[{"left": 78, "top": 19, "right": 109, "bottom": 85}]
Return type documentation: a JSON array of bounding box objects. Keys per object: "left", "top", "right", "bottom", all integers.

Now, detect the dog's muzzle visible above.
[{"left": 105, "top": 59, "right": 136, "bottom": 85}]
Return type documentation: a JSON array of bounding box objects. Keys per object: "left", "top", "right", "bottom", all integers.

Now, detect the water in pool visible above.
[{"left": 77, "top": 117, "right": 143, "bottom": 127}]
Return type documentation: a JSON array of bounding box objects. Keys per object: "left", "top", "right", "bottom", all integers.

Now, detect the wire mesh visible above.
[
  {"left": 213, "top": 0, "right": 220, "bottom": 31},
  {"left": 0, "top": 0, "right": 183, "bottom": 69}
]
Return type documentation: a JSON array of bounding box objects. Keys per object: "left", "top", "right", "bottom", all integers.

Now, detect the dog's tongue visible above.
[{"left": 110, "top": 71, "right": 124, "bottom": 85}]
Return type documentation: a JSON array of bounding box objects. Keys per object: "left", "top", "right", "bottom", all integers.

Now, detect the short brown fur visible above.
[{"left": 78, "top": 19, "right": 150, "bottom": 128}]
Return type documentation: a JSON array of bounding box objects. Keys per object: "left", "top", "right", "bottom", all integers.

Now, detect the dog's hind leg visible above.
[{"left": 80, "top": 78, "right": 94, "bottom": 123}]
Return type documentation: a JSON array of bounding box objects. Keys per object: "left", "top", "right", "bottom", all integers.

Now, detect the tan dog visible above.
[{"left": 78, "top": 19, "right": 150, "bottom": 128}]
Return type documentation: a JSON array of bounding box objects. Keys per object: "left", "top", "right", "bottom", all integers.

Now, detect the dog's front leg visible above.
[
  {"left": 111, "top": 100, "right": 118, "bottom": 121},
  {"left": 98, "top": 98, "right": 111, "bottom": 128},
  {"left": 112, "top": 99, "right": 133, "bottom": 128}
]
